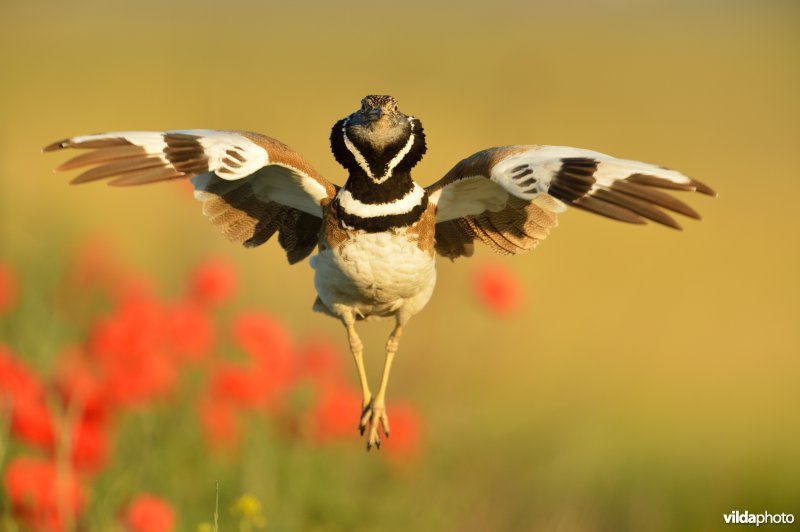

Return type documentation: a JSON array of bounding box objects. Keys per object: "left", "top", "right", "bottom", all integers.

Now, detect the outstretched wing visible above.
[
  {"left": 44, "top": 130, "right": 338, "bottom": 263},
  {"left": 427, "top": 145, "right": 716, "bottom": 259}
]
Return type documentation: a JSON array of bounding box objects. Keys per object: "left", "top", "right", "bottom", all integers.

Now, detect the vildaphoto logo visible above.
[{"left": 723, "top": 511, "right": 795, "bottom": 526}]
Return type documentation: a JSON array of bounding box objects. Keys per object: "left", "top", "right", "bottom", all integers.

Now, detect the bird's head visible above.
[
  {"left": 331, "top": 95, "right": 426, "bottom": 183},
  {"left": 346, "top": 95, "right": 410, "bottom": 149}
]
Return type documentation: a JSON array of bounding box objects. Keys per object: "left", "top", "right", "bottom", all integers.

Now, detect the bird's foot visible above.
[{"left": 359, "top": 399, "right": 389, "bottom": 451}]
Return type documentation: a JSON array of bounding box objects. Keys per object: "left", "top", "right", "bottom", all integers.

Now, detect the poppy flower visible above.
[
  {"left": 296, "top": 338, "right": 345, "bottom": 392},
  {"left": 4, "top": 456, "right": 84, "bottom": 531},
  {"left": 0, "top": 347, "right": 54, "bottom": 449},
  {"left": 472, "top": 263, "right": 523, "bottom": 316},
  {"left": 231, "top": 312, "right": 296, "bottom": 392},
  {"left": 208, "top": 363, "right": 272, "bottom": 409},
  {"left": 88, "top": 298, "right": 178, "bottom": 408},
  {"left": 122, "top": 493, "right": 176, "bottom": 532},
  {"left": 310, "top": 385, "right": 362, "bottom": 443},
  {"left": 71, "top": 417, "right": 111, "bottom": 474},
  {"left": 165, "top": 301, "right": 214, "bottom": 362},
  {"left": 100, "top": 349, "right": 177, "bottom": 408},
  {"left": 0, "top": 262, "right": 17, "bottom": 315},
  {"left": 383, "top": 403, "right": 422, "bottom": 461},
  {"left": 54, "top": 347, "right": 110, "bottom": 425},
  {"left": 197, "top": 394, "right": 240, "bottom": 450},
  {"left": 89, "top": 298, "right": 164, "bottom": 362},
  {"left": 113, "top": 274, "right": 158, "bottom": 306},
  {"left": 0, "top": 344, "right": 44, "bottom": 400},
  {"left": 10, "top": 394, "right": 55, "bottom": 449},
  {"left": 189, "top": 258, "right": 237, "bottom": 307}
]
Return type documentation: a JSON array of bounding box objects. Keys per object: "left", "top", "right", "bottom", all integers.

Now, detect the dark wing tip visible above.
[
  {"left": 43, "top": 139, "right": 70, "bottom": 152},
  {"left": 691, "top": 179, "right": 717, "bottom": 197},
  {"left": 572, "top": 196, "right": 648, "bottom": 225},
  {"left": 69, "top": 175, "right": 93, "bottom": 185}
]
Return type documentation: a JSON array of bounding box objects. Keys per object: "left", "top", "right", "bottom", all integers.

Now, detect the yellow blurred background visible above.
[{"left": 1, "top": 0, "right": 799, "bottom": 530}]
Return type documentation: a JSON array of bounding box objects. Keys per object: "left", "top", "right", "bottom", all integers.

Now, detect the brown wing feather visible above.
[
  {"left": 434, "top": 196, "right": 559, "bottom": 260},
  {"left": 431, "top": 145, "right": 715, "bottom": 259},
  {"left": 427, "top": 146, "right": 531, "bottom": 194},
  {"left": 46, "top": 130, "right": 337, "bottom": 205},
  {"left": 240, "top": 132, "right": 337, "bottom": 200},
  {"left": 433, "top": 220, "right": 475, "bottom": 259},
  {"left": 430, "top": 147, "right": 562, "bottom": 260},
  {"left": 198, "top": 175, "right": 321, "bottom": 264},
  {"left": 45, "top": 130, "right": 337, "bottom": 264}
]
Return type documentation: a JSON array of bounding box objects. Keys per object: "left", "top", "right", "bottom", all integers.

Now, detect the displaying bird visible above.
[{"left": 44, "top": 95, "right": 715, "bottom": 450}]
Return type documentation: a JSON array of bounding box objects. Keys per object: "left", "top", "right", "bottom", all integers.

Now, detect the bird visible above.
[{"left": 44, "top": 94, "right": 715, "bottom": 450}]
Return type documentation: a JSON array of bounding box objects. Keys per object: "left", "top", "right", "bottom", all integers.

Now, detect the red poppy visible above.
[
  {"left": 0, "top": 344, "right": 44, "bottom": 399},
  {"left": 71, "top": 417, "right": 111, "bottom": 474},
  {"left": 4, "top": 456, "right": 84, "bottom": 531},
  {"left": 197, "top": 394, "right": 240, "bottom": 451},
  {"left": 89, "top": 297, "right": 164, "bottom": 362},
  {"left": 189, "top": 258, "right": 237, "bottom": 307},
  {"left": 383, "top": 403, "right": 422, "bottom": 461},
  {"left": 472, "top": 263, "right": 523, "bottom": 316},
  {"left": 113, "top": 274, "right": 157, "bottom": 306},
  {"left": 0, "top": 262, "right": 17, "bottom": 315},
  {"left": 165, "top": 301, "right": 214, "bottom": 363},
  {"left": 121, "top": 494, "right": 176, "bottom": 532},
  {"left": 100, "top": 349, "right": 177, "bottom": 408},
  {"left": 10, "top": 394, "right": 55, "bottom": 449},
  {"left": 88, "top": 298, "right": 178, "bottom": 408},
  {"left": 0, "top": 346, "right": 54, "bottom": 449},
  {"left": 232, "top": 312, "right": 291, "bottom": 356},
  {"left": 296, "top": 338, "right": 346, "bottom": 392},
  {"left": 310, "top": 384, "right": 361, "bottom": 443},
  {"left": 54, "top": 347, "right": 110, "bottom": 425},
  {"left": 231, "top": 312, "right": 296, "bottom": 392},
  {"left": 208, "top": 363, "right": 271, "bottom": 409}
]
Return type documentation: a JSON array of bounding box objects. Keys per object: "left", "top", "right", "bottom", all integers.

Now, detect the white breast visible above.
[{"left": 309, "top": 228, "right": 436, "bottom": 321}]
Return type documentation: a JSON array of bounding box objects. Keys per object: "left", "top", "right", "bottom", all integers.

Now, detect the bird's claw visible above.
[
  {"left": 359, "top": 400, "right": 372, "bottom": 436},
  {"left": 359, "top": 400, "right": 389, "bottom": 451}
]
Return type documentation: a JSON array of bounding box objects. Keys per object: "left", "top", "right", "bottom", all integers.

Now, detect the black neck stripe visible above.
[{"left": 334, "top": 195, "right": 428, "bottom": 233}]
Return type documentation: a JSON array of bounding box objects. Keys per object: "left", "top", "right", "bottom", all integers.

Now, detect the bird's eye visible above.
[{"left": 361, "top": 102, "right": 369, "bottom": 113}]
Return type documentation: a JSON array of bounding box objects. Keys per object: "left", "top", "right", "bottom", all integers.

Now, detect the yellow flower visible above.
[
  {"left": 230, "top": 493, "right": 262, "bottom": 519},
  {"left": 230, "top": 493, "right": 267, "bottom": 530}
]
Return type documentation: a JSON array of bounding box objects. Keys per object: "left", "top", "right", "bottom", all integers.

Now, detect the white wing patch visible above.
[
  {"left": 490, "top": 150, "right": 556, "bottom": 200},
  {"left": 63, "top": 131, "right": 170, "bottom": 163},
  {"left": 253, "top": 165, "right": 324, "bottom": 217},
  {"left": 51, "top": 129, "right": 270, "bottom": 181},
  {"left": 490, "top": 146, "right": 694, "bottom": 198},
  {"left": 591, "top": 157, "right": 692, "bottom": 189},
  {"left": 273, "top": 164, "right": 330, "bottom": 206},
  {"left": 48, "top": 128, "right": 334, "bottom": 218},
  {"left": 430, "top": 144, "right": 710, "bottom": 227},
  {"left": 431, "top": 176, "right": 509, "bottom": 222},
  {"left": 192, "top": 165, "right": 324, "bottom": 218},
  {"left": 189, "top": 130, "right": 268, "bottom": 181}
]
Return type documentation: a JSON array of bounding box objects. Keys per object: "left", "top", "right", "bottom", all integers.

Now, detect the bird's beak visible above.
[{"left": 367, "top": 108, "right": 383, "bottom": 121}]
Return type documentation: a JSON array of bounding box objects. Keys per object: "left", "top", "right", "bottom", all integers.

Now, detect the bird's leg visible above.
[
  {"left": 340, "top": 310, "right": 372, "bottom": 429},
  {"left": 362, "top": 321, "right": 403, "bottom": 450}
]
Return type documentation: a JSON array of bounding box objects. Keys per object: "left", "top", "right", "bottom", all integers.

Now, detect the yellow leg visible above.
[
  {"left": 363, "top": 322, "right": 403, "bottom": 450},
  {"left": 340, "top": 310, "right": 372, "bottom": 423}
]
